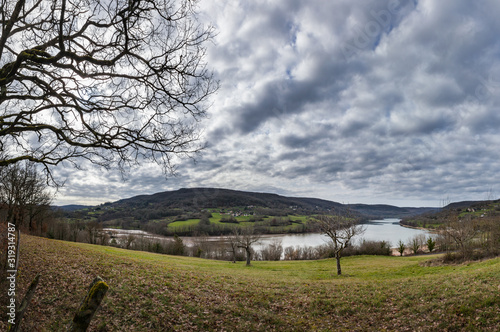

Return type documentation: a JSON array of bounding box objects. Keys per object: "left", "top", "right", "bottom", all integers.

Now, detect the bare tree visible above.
[
  {"left": 0, "top": 0, "right": 217, "bottom": 175},
  {"left": 479, "top": 216, "right": 500, "bottom": 255},
  {"left": 316, "top": 212, "right": 365, "bottom": 275},
  {"left": 124, "top": 233, "right": 136, "bottom": 250},
  {"left": 69, "top": 219, "right": 83, "bottom": 242},
  {"left": 260, "top": 240, "right": 283, "bottom": 261},
  {"left": 439, "top": 215, "right": 479, "bottom": 260},
  {"left": 86, "top": 221, "right": 103, "bottom": 245},
  {"left": 408, "top": 234, "right": 426, "bottom": 255},
  {"left": 234, "top": 227, "right": 261, "bottom": 266},
  {"left": 0, "top": 162, "right": 53, "bottom": 231},
  {"left": 225, "top": 233, "right": 239, "bottom": 263}
]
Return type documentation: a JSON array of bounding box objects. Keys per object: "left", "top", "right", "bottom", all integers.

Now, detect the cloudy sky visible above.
[{"left": 55, "top": 0, "right": 500, "bottom": 207}]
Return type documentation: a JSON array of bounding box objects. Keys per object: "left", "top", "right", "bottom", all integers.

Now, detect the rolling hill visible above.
[
  {"left": 60, "top": 188, "right": 440, "bottom": 236},
  {"left": 401, "top": 199, "right": 500, "bottom": 228},
  {"left": 115, "top": 187, "right": 344, "bottom": 211},
  {"left": 347, "top": 203, "right": 439, "bottom": 218},
  {"left": 104, "top": 187, "right": 436, "bottom": 218}
]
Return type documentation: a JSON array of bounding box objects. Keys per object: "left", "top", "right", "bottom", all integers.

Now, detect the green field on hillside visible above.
[
  {"left": 167, "top": 212, "right": 312, "bottom": 233},
  {"left": 7, "top": 235, "right": 500, "bottom": 331},
  {"left": 167, "top": 218, "right": 203, "bottom": 230}
]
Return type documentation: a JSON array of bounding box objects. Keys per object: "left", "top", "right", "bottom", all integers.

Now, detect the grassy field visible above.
[
  {"left": 6, "top": 235, "right": 500, "bottom": 331},
  {"left": 167, "top": 218, "right": 203, "bottom": 230},
  {"left": 167, "top": 213, "right": 312, "bottom": 232}
]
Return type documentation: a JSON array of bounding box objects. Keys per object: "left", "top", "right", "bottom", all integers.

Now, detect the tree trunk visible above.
[
  {"left": 246, "top": 248, "right": 251, "bottom": 266},
  {"left": 336, "top": 255, "right": 342, "bottom": 275}
]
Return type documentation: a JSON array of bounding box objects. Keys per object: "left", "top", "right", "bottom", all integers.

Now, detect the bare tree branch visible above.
[{"left": 1, "top": 0, "right": 218, "bottom": 177}]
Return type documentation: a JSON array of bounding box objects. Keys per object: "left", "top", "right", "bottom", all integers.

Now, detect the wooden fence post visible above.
[
  {"left": 67, "top": 276, "right": 109, "bottom": 332},
  {"left": 7, "top": 273, "right": 41, "bottom": 332}
]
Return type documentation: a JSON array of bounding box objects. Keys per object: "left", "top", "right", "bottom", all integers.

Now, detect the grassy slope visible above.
[{"left": 9, "top": 235, "right": 500, "bottom": 331}]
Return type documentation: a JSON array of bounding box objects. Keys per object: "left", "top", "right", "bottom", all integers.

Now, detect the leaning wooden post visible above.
[
  {"left": 67, "top": 276, "right": 109, "bottom": 332},
  {"left": 8, "top": 273, "right": 41, "bottom": 332}
]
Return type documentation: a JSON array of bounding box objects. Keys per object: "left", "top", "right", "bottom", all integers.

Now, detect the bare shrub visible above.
[
  {"left": 407, "top": 234, "right": 427, "bottom": 255},
  {"left": 283, "top": 246, "right": 323, "bottom": 260},
  {"left": 345, "top": 240, "right": 392, "bottom": 256},
  {"left": 260, "top": 240, "right": 284, "bottom": 261}
]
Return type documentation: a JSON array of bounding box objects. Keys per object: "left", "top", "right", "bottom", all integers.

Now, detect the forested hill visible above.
[
  {"left": 400, "top": 199, "right": 500, "bottom": 228},
  {"left": 94, "top": 188, "right": 434, "bottom": 218},
  {"left": 114, "top": 188, "right": 344, "bottom": 212},
  {"left": 347, "top": 204, "right": 440, "bottom": 219}
]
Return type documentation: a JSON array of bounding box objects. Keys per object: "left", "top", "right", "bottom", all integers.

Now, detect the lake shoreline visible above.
[
  {"left": 399, "top": 222, "right": 438, "bottom": 233},
  {"left": 106, "top": 218, "right": 432, "bottom": 250}
]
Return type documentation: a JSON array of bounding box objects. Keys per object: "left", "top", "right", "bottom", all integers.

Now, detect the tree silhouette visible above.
[
  {"left": 0, "top": 0, "right": 217, "bottom": 175},
  {"left": 0, "top": 1, "right": 216, "bottom": 328}
]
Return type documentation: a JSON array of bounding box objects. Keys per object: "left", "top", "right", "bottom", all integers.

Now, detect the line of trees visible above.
[
  {"left": 396, "top": 214, "right": 500, "bottom": 261},
  {"left": 0, "top": 162, "right": 56, "bottom": 329},
  {"left": 159, "top": 221, "right": 310, "bottom": 237},
  {"left": 0, "top": 162, "right": 53, "bottom": 234},
  {"left": 437, "top": 215, "right": 500, "bottom": 262},
  {"left": 0, "top": 162, "right": 54, "bottom": 275}
]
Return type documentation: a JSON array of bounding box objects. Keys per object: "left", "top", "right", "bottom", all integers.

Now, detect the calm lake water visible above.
[
  {"left": 256, "top": 218, "right": 431, "bottom": 250},
  {"left": 105, "top": 218, "right": 431, "bottom": 249}
]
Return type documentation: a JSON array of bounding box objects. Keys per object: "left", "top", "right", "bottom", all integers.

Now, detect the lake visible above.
[
  {"left": 105, "top": 218, "right": 432, "bottom": 249},
  {"left": 255, "top": 218, "right": 431, "bottom": 250}
]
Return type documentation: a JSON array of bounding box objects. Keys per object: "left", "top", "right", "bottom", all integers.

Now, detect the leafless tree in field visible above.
[
  {"left": 316, "top": 211, "right": 365, "bottom": 275},
  {"left": 234, "top": 227, "right": 261, "bottom": 266},
  {"left": 224, "top": 232, "right": 239, "bottom": 263}
]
